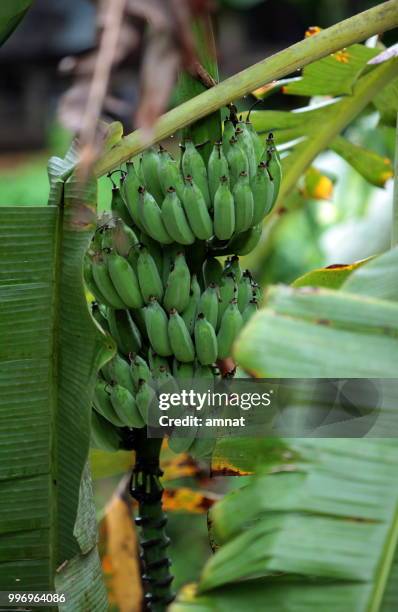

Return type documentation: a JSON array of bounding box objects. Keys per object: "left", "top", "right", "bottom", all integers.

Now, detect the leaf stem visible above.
[{"left": 94, "top": 0, "right": 398, "bottom": 177}]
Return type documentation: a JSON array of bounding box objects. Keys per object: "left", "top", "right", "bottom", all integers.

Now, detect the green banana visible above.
[
  {"left": 145, "top": 297, "right": 173, "bottom": 357},
  {"left": 226, "top": 137, "right": 249, "bottom": 187},
  {"left": 158, "top": 147, "right": 185, "bottom": 199},
  {"left": 91, "top": 410, "right": 121, "bottom": 452},
  {"left": 138, "top": 186, "right": 173, "bottom": 245},
  {"left": 121, "top": 162, "right": 145, "bottom": 231},
  {"left": 251, "top": 162, "right": 275, "bottom": 224},
  {"left": 84, "top": 257, "right": 114, "bottom": 308},
  {"left": 161, "top": 187, "right": 195, "bottom": 245},
  {"left": 181, "top": 273, "right": 200, "bottom": 335},
  {"left": 233, "top": 171, "right": 254, "bottom": 233},
  {"left": 242, "top": 298, "right": 258, "bottom": 324},
  {"left": 155, "top": 366, "right": 180, "bottom": 395},
  {"left": 224, "top": 255, "right": 242, "bottom": 283},
  {"left": 168, "top": 309, "right": 195, "bottom": 363},
  {"left": 252, "top": 281, "right": 262, "bottom": 305},
  {"left": 130, "top": 354, "right": 151, "bottom": 390},
  {"left": 140, "top": 233, "right": 163, "bottom": 277},
  {"left": 137, "top": 246, "right": 164, "bottom": 303},
  {"left": 194, "top": 314, "right": 218, "bottom": 366},
  {"left": 107, "top": 251, "right": 144, "bottom": 309},
  {"left": 102, "top": 354, "right": 135, "bottom": 395},
  {"left": 110, "top": 186, "right": 131, "bottom": 226},
  {"left": 267, "top": 145, "right": 282, "bottom": 207},
  {"left": 182, "top": 176, "right": 213, "bottom": 240},
  {"left": 91, "top": 255, "right": 126, "bottom": 309},
  {"left": 217, "top": 299, "right": 243, "bottom": 359},
  {"left": 238, "top": 271, "right": 253, "bottom": 313},
  {"left": 110, "top": 384, "right": 145, "bottom": 428},
  {"left": 246, "top": 119, "right": 263, "bottom": 164},
  {"left": 236, "top": 123, "right": 256, "bottom": 178},
  {"left": 141, "top": 147, "right": 164, "bottom": 204},
  {"left": 225, "top": 225, "right": 262, "bottom": 256},
  {"left": 107, "top": 308, "right": 142, "bottom": 355},
  {"left": 218, "top": 272, "right": 237, "bottom": 324},
  {"left": 181, "top": 140, "right": 211, "bottom": 208},
  {"left": 136, "top": 379, "right": 156, "bottom": 424},
  {"left": 148, "top": 348, "right": 170, "bottom": 374},
  {"left": 163, "top": 252, "right": 191, "bottom": 312},
  {"left": 91, "top": 302, "right": 110, "bottom": 333},
  {"left": 112, "top": 219, "right": 140, "bottom": 260},
  {"left": 198, "top": 284, "right": 219, "bottom": 330},
  {"left": 130, "top": 307, "right": 147, "bottom": 340},
  {"left": 194, "top": 363, "right": 215, "bottom": 379},
  {"left": 173, "top": 360, "right": 195, "bottom": 382},
  {"left": 203, "top": 257, "right": 223, "bottom": 287},
  {"left": 222, "top": 119, "right": 236, "bottom": 157},
  {"left": 214, "top": 176, "right": 235, "bottom": 240},
  {"left": 94, "top": 379, "right": 125, "bottom": 427},
  {"left": 208, "top": 142, "right": 229, "bottom": 202}
]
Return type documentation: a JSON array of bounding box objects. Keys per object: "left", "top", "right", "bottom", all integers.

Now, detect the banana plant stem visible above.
[{"left": 95, "top": 0, "right": 398, "bottom": 177}]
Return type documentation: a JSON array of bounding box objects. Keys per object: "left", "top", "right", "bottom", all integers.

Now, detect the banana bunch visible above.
[{"left": 86, "top": 116, "right": 274, "bottom": 458}]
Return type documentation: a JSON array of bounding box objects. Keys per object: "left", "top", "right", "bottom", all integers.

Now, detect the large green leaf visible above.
[
  {"left": 172, "top": 439, "right": 398, "bottom": 610},
  {"left": 0, "top": 149, "right": 111, "bottom": 603},
  {"left": 342, "top": 247, "right": 398, "bottom": 301},
  {"left": 0, "top": 0, "right": 32, "bottom": 47}
]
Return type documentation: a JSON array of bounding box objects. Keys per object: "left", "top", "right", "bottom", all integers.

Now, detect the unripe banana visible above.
[
  {"left": 233, "top": 171, "right": 254, "bottom": 233},
  {"left": 91, "top": 410, "right": 121, "bottom": 452},
  {"left": 163, "top": 252, "right": 191, "bottom": 312},
  {"left": 208, "top": 142, "right": 229, "bottom": 202},
  {"left": 236, "top": 124, "right": 257, "bottom": 178},
  {"left": 130, "top": 307, "right": 147, "bottom": 340},
  {"left": 182, "top": 176, "right": 213, "bottom": 241},
  {"left": 91, "top": 255, "right": 126, "bottom": 309},
  {"left": 121, "top": 162, "right": 145, "bottom": 231},
  {"left": 238, "top": 270, "right": 253, "bottom": 313},
  {"left": 225, "top": 225, "right": 262, "bottom": 256},
  {"left": 252, "top": 281, "right": 262, "bottom": 304},
  {"left": 141, "top": 147, "right": 164, "bottom": 204},
  {"left": 198, "top": 284, "right": 219, "bottom": 330},
  {"left": 267, "top": 145, "right": 282, "bottom": 207},
  {"left": 130, "top": 354, "right": 151, "bottom": 390},
  {"left": 173, "top": 360, "right": 195, "bottom": 382},
  {"left": 194, "top": 314, "right": 218, "bottom": 365},
  {"left": 168, "top": 309, "right": 195, "bottom": 363},
  {"left": 84, "top": 257, "right": 114, "bottom": 308},
  {"left": 107, "top": 251, "right": 144, "bottom": 309},
  {"left": 136, "top": 379, "right": 156, "bottom": 424},
  {"left": 145, "top": 297, "right": 173, "bottom": 357},
  {"left": 91, "top": 302, "right": 110, "bottom": 333},
  {"left": 226, "top": 137, "right": 249, "bottom": 188},
  {"left": 222, "top": 119, "right": 235, "bottom": 157},
  {"left": 102, "top": 354, "right": 135, "bottom": 395},
  {"left": 155, "top": 366, "right": 180, "bottom": 395},
  {"left": 137, "top": 246, "right": 164, "bottom": 303},
  {"left": 242, "top": 298, "right": 258, "bottom": 324},
  {"left": 224, "top": 255, "right": 242, "bottom": 283},
  {"left": 140, "top": 233, "right": 163, "bottom": 277},
  {"left": 194, "top": 363, "right": 215, "bottom": 379},
  {"left": 217, "top": 299, "right": 243, "bottom": 359},
  {"left": 107, "top": 308, "right": 142, "bottom": 355},
  {"left": 218, "top": 272, "right": 237, "bottom": 324},
  {"left": 181, "top": 273, "right": 200, "bottom": 334},
  {"left": 135, "top": 154, "right": 145, "bottom": 184},
  {"left": 203, "top": 257, "right": 223, "bottom": 287},
  {"left": 214, "top": 176, "right": 235, "bottom": 240},
  {"left": 158, "top": 147, "right": 185, "bottom": 199},
  {"left": 251, "top": 162, "right": 275, "bottom": 224},
  {"left": 161, "top": 187, "right": 195, "bottom": 245},
  {"left": 182, "top": 140, "right": 211, "bottom": 208},
  {"left": 110, "top": 384, "right": 145, "bottom": 428},
  {"left": 112, "top": 219, "right": 140, "bottom": 260},
  {"left": 245, "top": 119, "right": 263, "bottom": 164},
  {"left": 138, "top": 186, "right": 173, "bottom": 245},
  {"left": 111, "top": 186, "right": 131, "bottom": 226},
  {"left": 94, "top": 379, "right": 125, "bottom": 427},
  {"left": 148, "top": 349, "right": 170, "bottom": 374}
]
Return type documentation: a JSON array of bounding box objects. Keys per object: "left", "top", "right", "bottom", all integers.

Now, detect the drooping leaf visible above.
[
  {"left": 342, "top": 246, "right": 398, "bottom": 301},
  {"left": 283, "top": 44, "right": 379, "bottom": 97},
  {"left": 331, "top": 135, "right": 393, "bottom": 187},
  {"left": 171, "top": 438, "right": 398, "bottom": 609},
  {"left": 373, "top": 77, "right": 398, "bottom": 126},
  {"left": 292, "top": 260, "right": 369, "bottom": 289},
  {"left": 0, "top": 0, "right": 32, "bottom": 47}
]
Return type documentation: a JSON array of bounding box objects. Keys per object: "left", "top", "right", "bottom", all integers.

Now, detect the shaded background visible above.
[{"left": 0, "top": 0, "right": 395, "bottom": 602}]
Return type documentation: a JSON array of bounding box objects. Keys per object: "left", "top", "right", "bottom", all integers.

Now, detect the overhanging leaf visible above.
[
  {"left": 292, "top": 260, "right": 369, "bottom": 289},
  {"left": 0, "top": 0, "right": 32, "bottom": 47},
  {"left": 342, "top": 247, "right": 398, "bottom": 301},
  {"left": 331, "top": 135, "right": 393, "bottom": 187}
]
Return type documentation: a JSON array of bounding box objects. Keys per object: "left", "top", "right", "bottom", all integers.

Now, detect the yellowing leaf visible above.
[
  {"left": 292, "top": 259, "right": 370, "bottom": 290},
  {"left": 331, "top": 136, "right": 394, "bottom": 187},
  {"left": 163, "top": 488, "right": 220, "bottom": 513}
]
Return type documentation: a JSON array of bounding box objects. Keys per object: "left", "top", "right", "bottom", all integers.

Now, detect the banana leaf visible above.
[
  {"left": 0, "top": 147, "right": 111, "bottom": 606},
  {"left": 0, "top": 0, "right": 32, "bottom": 47}
]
